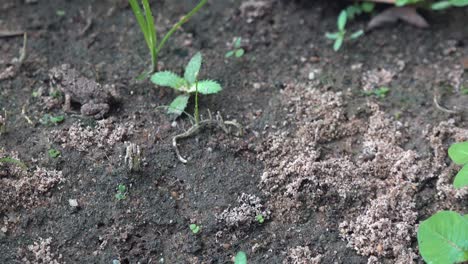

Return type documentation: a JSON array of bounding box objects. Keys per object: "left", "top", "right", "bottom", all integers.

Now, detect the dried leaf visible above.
[{"left": 368, "top": 7, "right": 429, "bottom": 30}]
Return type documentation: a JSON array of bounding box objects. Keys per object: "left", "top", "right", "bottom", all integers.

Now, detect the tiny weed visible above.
[
  {"left": 255, "top": 214, "right": 265, "bottom": 224},
  {"left": 189, "top": 223, "right": 201, "bottom": 234},
  {"left": 0, "top": 157, "right": 27, "bottom": 170},
  {"left": 447, "top": 141, "right": 468, "bottom": 189},
  {"left": 363, "top": 87, "right": 390, "bottom": 98},
  {"left": 56, "top": 10, "right": 66, "bottom": 17},
  {"left": 396, "top": 0, "right": 468, "bottom": 9},
  {"left": 151, "top": 52, "right": 222, "bottom": 117},
  {"left": 48, "top": 149, "right": 61, "bottom": 158},
  {"left": 225, "top": 37, "right": 245, "bottom": 58},
  {"left": 115, "top": 184, "right": 127, "bottom": 201},
  {"left": 345, "top": 2, "right": 375, "bottom": 20},
  {"left": 234, "top": 251, "right": 247, "bottom": 264},
  {"left": 325, "top": 10, "right": 364, "bottom": 51},
  {"left": 40, "top": 114, "right": 65, "bottom": 126},
  {"left": 129, "top": 0, "right": 207, "bottom": 78}
]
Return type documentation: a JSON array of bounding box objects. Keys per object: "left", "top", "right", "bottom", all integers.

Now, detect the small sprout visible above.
[
  {"left": 189, "top": 223, "right": 201, "bottom": 234},
  {"left": 326, "top": 8, "right": 366, "bottom": 51},
  {"left": 255, "top": 214, "right": 265, "bottom": 224},
  {"left": 48, "top": 149, "right": 61, "bottom": 158},
  {"left": 151, "top": 52, "right": 222, "bottom": 117},
  {"left": 363, "top": 87, "right": 390, "bottom": 99},
  {"left": 115, "top": 184, "right": 127, "bottom": 201},
  {"left": 234, "top": 251, "right": 247, "bottom": 264},
  {"left": 447, "top": 141, "right": 468, "bottom": 189},
  {"left": 226, "top": 37, "right": 245, "bottom": 58},
  {"left": 125, "top": 142, "right": 142, "bottom": 172},
  {"left": 40, "top": 114, "right": 65, "bottom": 126},
  {"left": 56, "top": 10, "right": 66, "bottom": 16}
]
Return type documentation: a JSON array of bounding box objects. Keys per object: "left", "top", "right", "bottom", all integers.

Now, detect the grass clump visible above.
[{"left": 129, "top": 0, "right": 207, "bottom": 79}]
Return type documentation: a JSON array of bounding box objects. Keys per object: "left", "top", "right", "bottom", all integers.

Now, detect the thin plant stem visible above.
[{"left": 194, "top": 80, "right": 199, "bottom": 125}]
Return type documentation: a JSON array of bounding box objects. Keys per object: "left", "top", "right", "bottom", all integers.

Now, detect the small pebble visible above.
[{"left": 68, "top": 199, "right": 79, "bottom": 207}]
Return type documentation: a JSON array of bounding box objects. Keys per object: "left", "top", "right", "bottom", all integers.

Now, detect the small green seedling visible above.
[
  {"left": 151, "top": 52, "right": 222, "bottom": 117},
  {"left": 417, "top": 211, "right": 468, "bottom": 264},
  {"left": 39, "top": 114, "right": 64, "bottom": 126},
  {"left": 115, "top": 184, "right": 127, "bottom": 201},
  {"left": 448, "top": 141, "right": 468, "bottom": 189},
  {"left": 345, "top": 2, "right": 375, "bottom": 20},
  {"left": 363, "top": 87, "right": 390, "bottom": 99},
  {"left": 189, "top": 224, "right": 201, "bottom": 234},
  {"left": 225, "top": 37, "right": 245, "bottom": 58},
  {"left": 56, "top": 10, "right": 66, "bottom": 17},
  {"left": 326, "top": 10, "right": 364, "bottom": 51},
  {"left": 255, "top": 214, "right": 265, "bottom": 224},
  {"left": 48, "top": 149, "right": 61, "bottom": 159},
  {"left": 395, "top": 0, "right": 468, "bottom": 9},
  {"left": 129, "top": 0, "right": 207, "bottom": 79},
  {"left": 234, "top": 251, "right": 247, "bottom": 264},
  {"left": 0, "top": 157, "right": 27, "bottom": 170}
]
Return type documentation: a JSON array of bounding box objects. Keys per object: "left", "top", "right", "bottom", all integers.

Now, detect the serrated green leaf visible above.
[
  {"left": 184, "top": 52, "right": 202, "bottom": 84},
  {"left": 333, "top": 37, "right": 344, "bottom": 51},
  {"left": 167, "top": 94, "right": 190, "bottom": 116},
  {"left": 448, "top": 141, "right": 468, "bottom": 165},
  {"left": 189, "top": 80, "right": 222, "bottom": 94},
  {"left": 349, "top": 29, "right": 364, "bottom": 40},
  {"left": 431, "top": 1, "right": 453, "bottom": 9},
  {"left": 151, "top": 71, "right": 185, "bottom": 90},
  {"left": 234, "top": 251, "right": 247, "bottom": 264},
  {"left": 454, "top": 164, "right": 468, "bottom": 189},
  {"left": 337, "top": 10, "right": 347, "bottom": 31},
  {"left": 417, "top": 211, "right": 468, "bottom": 264},
  {"left": 325, "top": 32, "right": 339, "bottom": 40},
  {"left": 235, "top": 49, "right": 245, "bottom": 58}
]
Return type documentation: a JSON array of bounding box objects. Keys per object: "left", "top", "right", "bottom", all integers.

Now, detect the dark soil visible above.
[{"left": 1, "top": 0, "right": 467, "bottom": 263}]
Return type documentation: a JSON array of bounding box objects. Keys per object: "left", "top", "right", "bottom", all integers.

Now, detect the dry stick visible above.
[
  {"left": 172, "top": 112, "right": 243, "bottom": 163},
  {"left": 433, "top": 93, "right": 459, "bottom": 114},
  {"left": 21, "top": 104, "right": 33, "bottom": 125},
  {"left": 0, "top": 30, "right": 24, "bottom": 38}
]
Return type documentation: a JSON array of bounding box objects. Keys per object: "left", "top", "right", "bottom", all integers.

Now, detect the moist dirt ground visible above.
[{"left": 0, "top": 0, "right": 467, "bottom": 263}]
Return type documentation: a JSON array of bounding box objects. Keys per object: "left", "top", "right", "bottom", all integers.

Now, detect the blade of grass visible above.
[
  {"left": 142, "top": 0, "right": 158, "bottom": 72},
  {"left": 156, "top": 0, "right": 207, "bottom": 56},
  {"left": 129, "top": 0, "right": 151, "bottom": 50}
]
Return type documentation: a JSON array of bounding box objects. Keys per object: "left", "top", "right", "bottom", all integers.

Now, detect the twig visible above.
[
  {"left": 172, "top": 112, "right": 243, "bottom": 163},
  {"left": 21, "top": 104, "right": 33, "bottom": 125},
  {"left": 0, "top": 30, "right": 24, "bottom": 38},
  {"left": 433, "top": 93, "right": 459, "bottom": 114}
]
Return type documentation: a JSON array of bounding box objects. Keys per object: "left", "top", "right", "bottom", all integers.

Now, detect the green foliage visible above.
[
  {"left": 189, "top": 223, "right": 201, "bottom": 234},
  {"left": 255, "top": 214, "right": 265, "bottom": 224},
  {"left": 151, "top": 52, "right": 222, "bottom": 117},
  {"left": 395, "top": 0, "right": 424, "bottom": 6},
  {"left": 417, "top": 211, "right": 468, "bottom": 264},
  {"left": 40, "top": 114, "right": 64, "bottom": 126},
  {"left": 432, "top": 0, "right": 468, "bottom": 9},
  {"left": 48, "top": 149, "right": 61, "bottom": 158},
  {"left": 234, "top": 251, "right": 247, "bottom": 264},
  {"left": 325, "top": 9, "right": 365, "bottom": 51},
  {"left": 363, "top": 87, "right": 390, "bottom": 99},
  {"left": 129, "top": 0, "right": 207, "bottom": 78},
  {"left": 226, "top": 37, "right": 245, "bottom": 58},
  {"left": 448, "top": 141, "right": 468, "bottom": 188},
  {"left": 115, "top": 184, "right": 127, "bottom": 201},
  {"left": 0, "top": 157, "right": 27, "bottom": 170}
]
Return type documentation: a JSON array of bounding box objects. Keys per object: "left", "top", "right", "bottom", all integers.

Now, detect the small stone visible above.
[{"left": 68, "top": 199, "right": 79, "bottom": 207}]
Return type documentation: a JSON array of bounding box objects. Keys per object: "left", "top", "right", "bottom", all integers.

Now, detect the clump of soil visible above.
[{"left": 258, "top": 81, "right": 467, "bottom": 263}]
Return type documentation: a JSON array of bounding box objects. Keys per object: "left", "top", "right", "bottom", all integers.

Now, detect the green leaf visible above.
[
  {"left": 225, "top": 50, "right": 234, "bottom": 58},
  {"left": 189, "top": 80, "right": 222, "bottom": 94},
  {"left": 337, "top": 10, "right": 347, "bottom": 31},
  {"left": 448, "top": 141, "right": 468, "bottom": 165},
  {"left": 189, "top": 224, "right": 200, "bottom": 234},
  {"left": 234, "top": 251, "right": 247, "bottom": 264},
  {"left": 167, "top": 94, "right": 190, "bottom": 116},
  {"left": 325, "top": 32, "right": 340, "bottom": 40},
  {"left": 451, "top": 0, "right": 468, "bottom": 7},
  {"left": 333, "top": 37, "right": 344, "bottom": 51},
  {"left": 150, "top": 71, "right": 185, "bottom": 90},
  {"left": 48, "top": 149, "right": 61, "bottom": 158},
  {"left": 431, "top": 1, "right": 453, "bottom": 9},
  {"left": 129, "top": 0, "right": 150, "bottom": 48},
  {"left": 234, "top": 37, "right": 242, "bottom": 48},
  {"left": 349, "top": 29, "right": 364, "bottom": 40},
  {"left": 0, "top": 157, "right": 27, "bottom": 170},
  {"left": 184, "top": 52, "right": 202, "bottom": 84},
  {"left": 417, "top": 211, "right": 468, "bottom": 264},
  {"left": 235, "top": 49, "right": 245, "bottom": 58},
  {"left": 361, "top": 2, "right": 375, "bottom": 13},
  {"left": 454, "top": 164, "right": 468, "bottom": 189},
  {"left": 142, "top": 0, "right": 157, "bottom": 57}
]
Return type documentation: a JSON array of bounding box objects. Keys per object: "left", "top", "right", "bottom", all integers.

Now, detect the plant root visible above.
[{"left": 172, "top": 111, "right": 243, "bottom": 163}]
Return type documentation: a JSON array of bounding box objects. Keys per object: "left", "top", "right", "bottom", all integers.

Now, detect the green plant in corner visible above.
[
  {"left": 151, "top": 52, "right": 222, "bottom": 117},
  {"left": 115, "top": 184, "right": 127, "bottom": 201},
  {"left": 325, "top": 10, "right": 364, "bottom": 51},
  {"left": 448, "top": 141, "right": 468, "bottom": 189},
  {"left": 234, "top": 251, "right": 247, "bottom": 264},
  {"left": 129, "top": 0, "right": 207, "bottom": 79},
  {"left": 225, "top": 37, "right": 245, "bottom": 58}
]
